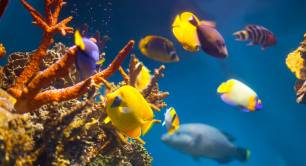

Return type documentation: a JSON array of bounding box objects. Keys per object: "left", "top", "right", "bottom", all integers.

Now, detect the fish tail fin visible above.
[
  {"left": 188, "top": 16, "right": 199, "bottom": 27},
  {"left": 236, "top": 147, "right": 251, "bottom": 162},
  {"left": 141, "top": 119, "right": 161, "bottom": 136},
  {"left": 233, "top": 30, "right": 249, "bottom": 41}
]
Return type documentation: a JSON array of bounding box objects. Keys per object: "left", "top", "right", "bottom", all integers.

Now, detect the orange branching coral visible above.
[
  {"left": 8, "top": 0, "right": 73, "bottom": 98},
  {"left": 0, "top": 43, "right": 6, "bottom": 58},
  {"left": 13, "top": 40, "right": 134, "bottom": 113},
  {"left": 4, "top": 0, "right": 134, "bottom": 113}
]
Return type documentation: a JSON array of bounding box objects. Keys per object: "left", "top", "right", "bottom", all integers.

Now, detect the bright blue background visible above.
[{"left": 1, "top": 0, "right": 306, "bottom": 165}]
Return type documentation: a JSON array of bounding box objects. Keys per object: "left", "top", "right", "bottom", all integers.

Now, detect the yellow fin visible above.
[
  {"left": 217, "top": 80, "right": 235, "bottom": 93},
  {"left": 96, "top": 58, "right": 105, "bottom": 65},
  {"left": 247, "top": 96, "right": 256, "bottom": 112},
  {"left": 149, "top": 103, "right": 160, "bottom": 112},
  {"left": 103, "top": 116, "right": 111, "bottom": 124},
  {"left": 74, "top": 30, "right": 85, "bottom": 50},
  {"left": 135, "top": 137, "right": 146, "bottom": 144},
  {"left": 141, "top": 119, "right": 161, "bottom": 136}
]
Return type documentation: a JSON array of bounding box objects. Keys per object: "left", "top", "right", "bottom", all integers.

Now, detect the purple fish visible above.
[
  {"left": 76, "top": 38, "right": 100, "bottom": 80},
  {"left": 189, "top": 17, "right": 228, "bottom": 58}
]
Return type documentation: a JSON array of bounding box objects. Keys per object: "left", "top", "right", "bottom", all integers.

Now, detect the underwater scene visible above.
[{"left": 0, "top": 0, "right": 306, "bottom": 165}]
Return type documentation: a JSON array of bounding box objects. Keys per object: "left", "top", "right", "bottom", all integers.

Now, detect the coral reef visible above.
[
  {"left": 0, "top": 0, "right": 169, "bottom": 165},
  {"left": 286, "top": 34, "right": 306, "bottom": 104}
]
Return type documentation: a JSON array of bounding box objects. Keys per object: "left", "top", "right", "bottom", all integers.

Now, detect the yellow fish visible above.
[
  {"left": 172, "top": 12, "right": 201, "bottom": 52},
  {"left": 217, "top": 79, "right": 263, "bottom": 112},
  {"left": 139, "top": 35, "right": 179, "bottom": 63},
  {"left": 286, "top": 48, "right": 306, "bottom": 80},
  {"left": 162, "top": 107, "right": 180, "bottom": 135},
  {"left": 105, "top": 85, "right": 161, "bottom": 143},
  {"left": 135, "top": 63, "right": 151, "bottom": 91}
]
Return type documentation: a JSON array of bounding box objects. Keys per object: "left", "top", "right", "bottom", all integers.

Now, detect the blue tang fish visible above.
[
  {"left": 75, "top": 30, "right": 100, "bottom": 80},
  {"left": 161, "top": 123, "right": 251, "bottom": 164}
]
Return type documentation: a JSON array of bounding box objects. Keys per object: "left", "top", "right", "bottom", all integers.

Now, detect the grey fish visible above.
[{"left": 161, "top": 123, "right": 251, "bottom": 164}]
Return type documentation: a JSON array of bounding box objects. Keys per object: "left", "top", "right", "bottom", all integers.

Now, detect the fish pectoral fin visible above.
[
  {"left": 149, "top": 103, "right": 160, "bottom": 112},
  {"left": 221, "top": 131, "right": 236, "bottom": 142},
  {"left": 126, "top": 128, "right": 142, "bottom": 138},
  {"left": 135, "top": 137, "right": 146, "bottom": 144},
  {"left": 141, "top": 119, "right": 161, "bottom": 136}
]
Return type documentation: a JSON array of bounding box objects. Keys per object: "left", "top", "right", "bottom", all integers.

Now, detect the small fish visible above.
[
  {"left": 162, "top": 107, "right": 180, "bottom": 134},
  {"left": 0, "top": 0, "right": 8, "bottom": 17},
  {"left": 74, "top": 30, "right": 100, "bottom": 80},
  {"left": 189, "top": 16, "right": 228, "bottom": 58},
  {"left": 217, "top": 79, "right": 263, "bottom": 112},
  {"left": 135, "top": 63, "right": 151, "bottom": 91},
  {"left": 172, "top": 12, "right": 201, "bottom": 52},
  {"left": 233, "top": 25, "right": 276, "bottom": 49},
  {"left": 105, "top": 85, "right": 161, "bottom": 144},
  {"left": 139, "top": 35, "right": 179, "bottom": 63},
  {"left": 161, "top": 123, "right": 251, "bottom": 164}
]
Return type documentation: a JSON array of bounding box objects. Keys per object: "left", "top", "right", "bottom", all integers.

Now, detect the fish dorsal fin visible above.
[
  {"left": 221, "top": 131, "right": 236, "bottom": 142},
  {"left": 75, "top": 30, "right": 85, "bottom": 51},
  {"left": 141, "top": 119, "right": 161, "bottom": 136},
  {"left": 200, "top": 20, "right": 216, "bottom": 28}
]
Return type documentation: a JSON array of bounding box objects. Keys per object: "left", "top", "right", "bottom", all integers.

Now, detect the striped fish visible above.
[{"left": 233, "top": 25, "right": 276, "bottom": 49}]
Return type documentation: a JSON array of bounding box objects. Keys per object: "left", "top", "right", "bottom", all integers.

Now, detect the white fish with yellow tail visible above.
[
  {"left": 104, "top": 85, "right": 161, "bottom": 144},
  {"left": 139, "top": 35, "right": 179, "bottom": 63},
  {"left": 217, "top": 79, "right": 263, "bottom": 112},
  {"left": 162, "top": 107, "right": 180, "bottom": 134}
]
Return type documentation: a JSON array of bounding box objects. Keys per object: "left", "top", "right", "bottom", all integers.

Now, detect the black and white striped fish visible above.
[{"left": 233, "top": 25, "right": 276, "bottom": 49}]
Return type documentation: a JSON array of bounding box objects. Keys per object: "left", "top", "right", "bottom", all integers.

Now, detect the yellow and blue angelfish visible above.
[
  {"left": 162, "top": 107, "right": 180, "bottom": 135},
  {"left": 217, "top": 79, "right": 263, "bottom": 112},
  {"left": 74, "top": 30, "right": 100, "bottom": 80},
  {"left": 104, "top": 85, "right": 161, "bottom": 144}
]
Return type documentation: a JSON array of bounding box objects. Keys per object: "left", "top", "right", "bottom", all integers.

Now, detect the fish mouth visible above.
[{"left": 219, "top": 47, "right": 228, "bottom": 57}]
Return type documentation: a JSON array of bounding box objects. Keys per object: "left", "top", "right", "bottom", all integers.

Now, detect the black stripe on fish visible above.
[{"left": 171, "top": 114, "right": 177, "bottom": 124}]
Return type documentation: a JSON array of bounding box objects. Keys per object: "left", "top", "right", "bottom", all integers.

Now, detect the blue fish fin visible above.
[{"left": 221, "top": 131, "right": 236, "bottom": 142}]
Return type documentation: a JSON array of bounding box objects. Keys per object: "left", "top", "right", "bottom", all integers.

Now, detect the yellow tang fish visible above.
[
  {"left": 105, "top": 85, "right": 161, "bottom": 143},
  {"left": 172, "top": 11, "right": 201, "bottom": 52},
  {"left": 217, "top": 79, "right": 263, "bottom": 112},
  {"left": 162, "top": 107, "right": 180, "bottom": 135},
  {"left": 139, "top": 35, "right": 179, "bottom": 63},
  {"left": 135, "top": 63, "right": 151, "bottom": 91}
]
